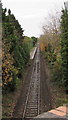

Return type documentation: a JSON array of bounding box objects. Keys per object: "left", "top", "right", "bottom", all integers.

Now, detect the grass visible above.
[
  {"left": 49, "top": 81, "right": 67, "bottom": 108},
  {"left": 2, "top": 59, "right": 32, "bottom": 118},
  {"left": 2, "top": 92, "right": 15, "bottom": 118},
  {"left": 41, "top": 51, "right": 68, "bottom": 108},
  {"left": 2, "top": 74, "right": 23, "bottom": 118},
  {"left": 56, "top": 97, "right": 68, "bottom": 107}
]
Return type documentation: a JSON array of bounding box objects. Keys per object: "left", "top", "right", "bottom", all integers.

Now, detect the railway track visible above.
[{"left": 23, "top": 47, "right": 40, "bottom": 118}]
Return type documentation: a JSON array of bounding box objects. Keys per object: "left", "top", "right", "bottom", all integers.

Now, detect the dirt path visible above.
[
  {"left": 12, "top": 49, "right": 54, "bottom": 118},
  {"left": 40, "top": 54, "right": 54, "bottom": 113},
  {"left": 12, "top": 61, "right": 34, "bottom": 118}
]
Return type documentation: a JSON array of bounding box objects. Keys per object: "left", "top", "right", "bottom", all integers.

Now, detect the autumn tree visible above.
[
  {"left": 39, "top": 12, "right": 61, "bottom": 63},
  {"left": 2, "top": 8, "right": 32, "bottom": 91}
]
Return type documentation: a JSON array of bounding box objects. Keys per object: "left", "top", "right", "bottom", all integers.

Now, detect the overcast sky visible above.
[{"left": 2, "top": 0, "right": 67, "bottom": 37}]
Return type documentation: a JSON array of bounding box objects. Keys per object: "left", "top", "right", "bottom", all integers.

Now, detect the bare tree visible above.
[{"left": 40, "top": 11, "right": 61, "bottom": 52}]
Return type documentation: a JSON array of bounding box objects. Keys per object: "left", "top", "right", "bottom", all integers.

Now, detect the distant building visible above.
[{"left": 64, "top": 1, "right": 68, "bottom": 10}]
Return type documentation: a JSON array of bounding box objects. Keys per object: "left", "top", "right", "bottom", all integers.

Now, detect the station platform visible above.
[{"left": 30, "top": 47, "right": 37, "bottom": 60}]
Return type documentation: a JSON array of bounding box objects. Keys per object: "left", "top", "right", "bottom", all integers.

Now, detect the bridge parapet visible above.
[{"left": 35, "top": 105, "right": 68, "bottom": 119}]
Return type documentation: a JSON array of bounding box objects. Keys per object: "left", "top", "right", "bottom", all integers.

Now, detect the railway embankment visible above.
[{"left": 2, "top": 47, "right": 67, "bottom": 119}]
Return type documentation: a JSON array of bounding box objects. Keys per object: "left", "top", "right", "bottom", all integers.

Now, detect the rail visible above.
[{"left": 23, "top": 47, "right": 40, "bottom": 118}]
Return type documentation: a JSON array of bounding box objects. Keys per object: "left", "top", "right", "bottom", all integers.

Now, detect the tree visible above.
[
  {"left": 2, "top": 8, "right": 31, "bottom": 91},
  {"left": 39, "top": 12, "right": 61, "bottom": 55},
  {"left": 60, "top": 9, "right": 68, "bottom": 93},
  {"left": 31, "top": 36, "right": 37, "bottom": 46},
  {"left": 8, "top": 9, "right": 11, "bottom": 15},
  {"left": 39, "top": 12, "right": 63, "bottom": 84}
]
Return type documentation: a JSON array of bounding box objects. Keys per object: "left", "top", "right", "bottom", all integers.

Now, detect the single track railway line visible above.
[{"left": 23, "top": 47, "right": 40, "bottom": 118}]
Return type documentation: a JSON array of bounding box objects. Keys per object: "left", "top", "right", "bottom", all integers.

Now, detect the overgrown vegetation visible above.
[
  {"left": 60, "top": 9, "right": 68, "bottom": 93},
  {"left": 40, "top": 8, "right": 68, "bottom": 93},
  {"left": 2, "top": 8, "right": 37, "bottom": 92}
]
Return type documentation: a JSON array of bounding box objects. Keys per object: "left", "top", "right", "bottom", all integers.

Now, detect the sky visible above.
[{"left": 2, "top": 0, "right": 68, "bottom": 37}]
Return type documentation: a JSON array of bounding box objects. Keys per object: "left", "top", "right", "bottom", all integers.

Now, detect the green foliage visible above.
[
  {"left": 60, "top": 9, "right": 68, "bottom": 93},
  {"left": 52, "top": 58, "right": 62, "bottom": 85},
  {"left": 2, "top": 8, "right": 31, "bottom": 91},
  {"left": 8, "top": 9, "right": 11, "bottom": 15},
  {"left": 40, "top": 9, "right": 68, "bottom": 93},
  {"left": 24, "top": 36, "right": 33, "bottom": 50},
  {"left": 45, "top": 9, "right": 68, "bottom": 90},
  {"left": 43, "top": 43, "right": 56, "bottom": 65},
  {"left": 40, "top": 9, "right": 68, "bottom": 91},
  {"left": 31, "top": 36, "right": 37, "bottom": 46}
]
